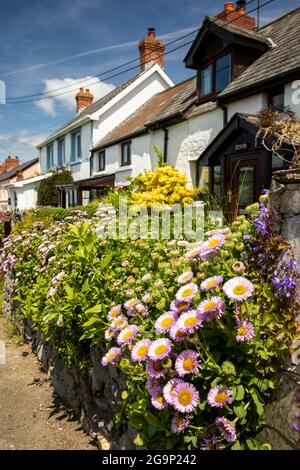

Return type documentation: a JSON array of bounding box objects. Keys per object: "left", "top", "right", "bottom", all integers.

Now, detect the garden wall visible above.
[
  {"left": 257, "top": 169, "right": 300, "bottom": 450},
  {"left": 2, "top": 274, "right": 136, "bottom": 450}
]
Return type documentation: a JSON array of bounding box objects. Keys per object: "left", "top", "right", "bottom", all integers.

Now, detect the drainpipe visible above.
[
  {"left": 163, "top": 128, "right": 169, "bottom": 163},
  {"left": 219, "top": 101, "right": 228, "bottom": 127}
]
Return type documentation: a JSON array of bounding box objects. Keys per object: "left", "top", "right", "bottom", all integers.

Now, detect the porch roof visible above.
[
  {"left": 197, "top": 113, "right": 259, "bottom": 166},
  {"left": 58, "top": 173, "right": 115, "bottom": 191}
]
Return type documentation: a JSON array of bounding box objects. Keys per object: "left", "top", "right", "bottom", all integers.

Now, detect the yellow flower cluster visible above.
[{"left": 131, "top": 166, "right": 196, "bottom": 207}]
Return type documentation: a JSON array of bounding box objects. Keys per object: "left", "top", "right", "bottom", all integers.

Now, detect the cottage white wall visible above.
[
  {"left": 91, "top": 72, "right": 170, "bottom": 147},
  {"left": 227, "top": 93, "right": 268, "bottom": 120},
  {"left": 284, "top": 81, "right": 300, "bottom": 116},
  {"left": 15, "top": 183, "right": 38, "bottom": 210}
]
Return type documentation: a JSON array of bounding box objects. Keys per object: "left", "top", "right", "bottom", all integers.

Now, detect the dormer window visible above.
[{"left": 200, "top": 53, "right": 231, "bottom": 97}]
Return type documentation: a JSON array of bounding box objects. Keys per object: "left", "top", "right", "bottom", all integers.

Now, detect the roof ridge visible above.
[{"left": 258, "top": 5, "right": 300, "bottom": 31}]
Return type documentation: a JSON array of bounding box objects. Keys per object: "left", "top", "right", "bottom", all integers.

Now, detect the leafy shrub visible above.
[
  {"left": 37, "top": 168, "right": 73, "bottom": 207},
  {"left": 0, "top": 194, "right": 299, "bottom": 450}
]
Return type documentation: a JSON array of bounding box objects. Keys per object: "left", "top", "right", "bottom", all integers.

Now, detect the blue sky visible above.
[{"left": 0, "top": 0, "right": 299, "bottom": 162}]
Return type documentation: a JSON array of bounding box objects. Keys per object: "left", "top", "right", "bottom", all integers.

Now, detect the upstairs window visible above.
[
  {"left": 96, "top": 150, "right": 106, "bottom": 172},
  {"left": 46, "top": 144, "right": 54, "bottom": 170},
  {"left": 268, "top": 87, "right": 284, "bottom": 111},
  {"left": 57, "top": 138, "right": 65, "bottom": 167},
  {"left": 71, "top": 128, "right": 82, "bottom": 162},
  {"left": 121, "top": 141, "right": 132, "bottom": 166},
  {"left": 200, "top": 53, "right": 231, "bottom": 97}
]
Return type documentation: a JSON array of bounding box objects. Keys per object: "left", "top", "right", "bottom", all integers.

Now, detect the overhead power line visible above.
[{"left": 6, "top": 0, "right": 274, "bottom": 105}]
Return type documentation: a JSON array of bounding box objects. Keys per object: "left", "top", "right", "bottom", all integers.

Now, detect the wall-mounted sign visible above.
[{"left": 235, "top": 143, "right": 249, "bottom": 151}]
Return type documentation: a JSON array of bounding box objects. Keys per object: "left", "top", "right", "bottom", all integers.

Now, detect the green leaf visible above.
[
  {"left": 129, "top": 410, "right": 146, "bottom": 430},
  {"left": 231, "top": 441, "right": 244, "bottom": 450},
  {"left": 233, "top": 404, "right": 247, "bottom": 419},
  {"left": 81, "top": 279, "right": 89, "bottom": 293},
  {"left": 235, "top": 385, "right": 245, "bottom": 401},
  {"left": 144, "top": 411, "right": 162, "bottom": 429},
  {"left": 85, "top": 305, "right": 103, "bottom": 314},
  {"left": 82, "top": 316, "right": 101, "bottom": 328},
  {"left": 64, "top": 284, "right": 74, "bottom": 299},
  {"left": 250, "top": 389, "right": 264, "bottom": 416},
  {"left": 246, "top": 438, "right": 261, "bottom": 450}
]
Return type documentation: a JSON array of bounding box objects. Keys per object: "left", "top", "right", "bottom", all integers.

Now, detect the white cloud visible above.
[
  {"left": 17, "top": 129, "right": 48, "bottom": 147},
  {"left": 35, "top": 77, "right": 115, "bottom": 116}
]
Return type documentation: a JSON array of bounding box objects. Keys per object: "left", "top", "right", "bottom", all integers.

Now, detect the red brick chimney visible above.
[
  {"left": 139, "top": 28, "right": 166, "bottom": 73},
  {"left": 75, "top": 88, "right": 94, "bottom": 113},
  {"left": 216, "top": 1, "right": 256, "bottom": 30},
  {"left": 0, "top": 156, "right": 19, "bottom": 173}
]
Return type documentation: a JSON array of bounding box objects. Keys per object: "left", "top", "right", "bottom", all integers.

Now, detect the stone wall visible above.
[
  {"left": 2, "top": 274, "right": 136, "bottom": 450},
  {"left": 257, "top": 169, "right": 300, "bottom": 450}
]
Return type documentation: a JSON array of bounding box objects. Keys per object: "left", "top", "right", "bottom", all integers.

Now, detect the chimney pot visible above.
[
  {"left": 224, "top": 2, "right": 235, "bottom": 13},
  {"left": 139, "top": 28, "right": 165, "bottom": 72},
  {"left": 75, "top": 88, "right": 94, "bottom": 113}
]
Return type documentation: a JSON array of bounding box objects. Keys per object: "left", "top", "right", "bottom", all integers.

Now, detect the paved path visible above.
[{"left": 0, "top": 316, "right": 97, "bottom": 450}]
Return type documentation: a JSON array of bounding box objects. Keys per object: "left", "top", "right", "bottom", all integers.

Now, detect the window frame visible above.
[
  {"left": 46, "top": 143, "right": 54, "bottom": 170},
  {"left": 71, "top": 127, "right": 82, "bottom": 162},
  {"left": 268, "top": 87, "right": 285, "bottom": 111},
  {"left": 121, "top": 141, "right": 132, "bottom": 166},
  {"left": 97, "top": 150, "right": 106, "bottom": 172},
  {"left": 199, "top": 52, "right": 232, "bottom": 98},
  {"left": 57, "top": 137, "right": 65, "bottom": 167}
]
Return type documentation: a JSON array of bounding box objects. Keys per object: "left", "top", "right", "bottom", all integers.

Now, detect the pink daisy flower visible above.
[
  {"left": 110, "top": 315, "right": 128, "bottom": 331},
  {"left": 124, "top": 298, "right": 139, "bottom": 311},
  {"left": 117, "top": 325, "right": 139, "bottom": 346},
  {"left": 131, "top": 339, "right": 151, "bottom": 362},
  {"left": 170, "top": 299, "right": 191, "bottom": 314},
  {"left": 201, "top": 276, "right": 223, "bottom": 291},
  {"left": 135, "top": 303, "right": 149, "bottom": 317},
  {"left": 223, "top": 277, "right": 254, "bottom": 302},
  {"left": 142, "top": 293, "right": 152, "bottom": 303},
  {"left": 202, "top": 234, "right": 226, "bottom": 251},
  {"left": 142, "top": 273, "right": 151, "bottom": 282},
  {"left": 104, "top": 327, "right": 115, "bottom": 341},
  {"left": 155, "top": 312, "right": 178, "bottom": 333},
  {"left": 171, "top": 413, "right": 191, "bottom": 434},
  {"left": 215, "top": 417, "right": 237, "bottom": 443},
  {"left": 175, "top": 350, "right": 200, "bottom": 377},
  {"left": 163, "top": 379, "right": 184, "bottom": 405},
  {"left": 236, "top": 320, "right": 255, "bottom": 342},
  {"left": 197, "top": 297, "right": 225, "bottom": 321},
  {"left": 172, "top": 382, "right": 199, "bottom": 413},
  {"left": 232, "top": 261, "right": 246, "bottom": 273},
  {"left": 148, "top": 338, "right": 172, "bottom": 361},
  {"left": 186, "top": 246, "right": 202, "bottom": 259},
  {"left": 176, "top": 283, "right": 198, "bottom": 302},
  {"left": 101, "top": 347, "right": 122, "bottom": 366},
  {"left": 176, "top": 310, "right": 202, "bottom": 334},
  {"left": 207, "top": 386, "right": 233, "bottom": 408},
  {"left": 125, "top": 289, "right": 134, "bottom": 298},
  {"left": 177, "top": 271, "right": 194, "bottom": 285},
  {"left": 170, "top": 324, "right": 191, "bottom": 343},
  {"left": 146, "top": 359, "right": 168, "bottom": 378},
  {"left": 151, "top": 390, "right": 168, "bottom": 410}
]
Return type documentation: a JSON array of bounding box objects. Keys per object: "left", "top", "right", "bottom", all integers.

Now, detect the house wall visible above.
[
  {"left": 227, "top": 93, "right": 268, "bottom": 120},
  {"left": 284, "top": 81, "right": 300, "bottom": 116},
  {"left": 14, "top": 183, "right": 39, "bottom": 211},
  {"left": 0, "top": 161, "right": 40, "bottom": 209}
]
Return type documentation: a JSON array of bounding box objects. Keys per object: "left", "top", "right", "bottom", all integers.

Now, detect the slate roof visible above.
[
  {"left": 219, "top": 6, "right": 300, "bottom": 98},
  {"left": 93, "top": 76, "right": 199, "bottom": 150},
  {"left": 0, "top": 158, "right": 39, "bottom": 183},
  {"left": 37, "top": 75, "right": 138, "bottom": 147}
]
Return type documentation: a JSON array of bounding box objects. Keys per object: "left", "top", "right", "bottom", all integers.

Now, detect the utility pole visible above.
[{"left": 257, "top": 0, "right": 260, "bottom": 28}]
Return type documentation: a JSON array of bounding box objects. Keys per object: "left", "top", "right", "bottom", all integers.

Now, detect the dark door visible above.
[{"left": 227, "top": 153, "right": 263, "bottom": 221}]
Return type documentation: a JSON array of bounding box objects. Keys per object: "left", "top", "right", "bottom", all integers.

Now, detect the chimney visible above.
[
  {"left": 75, "top": 88, "right": 94, "bottom": 113},
  {"left": 4, "top": 156, "right": 19, "bottom": 171},
  {"left": 216, "top": 1, "right": 256, "bottom": 30},
  {"left": 139, "top": 28, "right": 166, "bottom": 73}
]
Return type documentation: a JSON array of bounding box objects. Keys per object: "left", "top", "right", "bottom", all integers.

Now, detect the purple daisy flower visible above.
[
  {"left": 207, "top": 386, "right": 233, "bottom": 408},
  {"left": 176, "top": 283, "right": 198, "bottom": 302},
  {"left": 201, "top": 276, "right": 223, "bottom": 291},
  {"left": 104, "top": 327, "right": 115, "bottom": 341},
  {"left": 163, "top": 379, "right": 184, "bottom": 405},
  {"left": 151, "top": 390, "right": 169, "bottom": 410},
  {"left": 170, "top": 299, "right": 191, "bottom": 314},
  {"left": 236, "top": 320, "right": 255, "bottom": 342},
  {"left": 176, "top": 310, "right": 202, "bottom": 334},
  {"left": 124, "top": 298, "right": 139, "bottom": 311},
  {"left": 171, "top": 413, "right": 190, "bottom": 434},
  {"left": 155, "top": 312, "right": 178, "bottom": 333},
  {"left": 131, "top": 339, "right": 151, "bottom": 362},
  {"left": 148, "top": 338, "right": 172, "bottom": 361},
  {"left": 146, "top": 377, "right": 161, "bottom": 395},
  {"left": 177, "top": 271, "right": 194, "bottom": 284},
  {"left": 186, "top": 246, "right": 202, "bottom": 259},
  {"left": 169, "top": 324, "right": 191, "bottom": 343},
  {"left": 142, "top": 293, "right": 152, "bottom": 304},
  {"left": 172, "top": 382, "right": 199, "bottom": 414},
  {"left": 200, "top": 436, "right": 221, "bottom": 450},
  {"left": 223, "top": 277, "right": 254, "bottom": 302},
  {"left": 110, "top": 315, "right": 128, "bottom": 331},
  {"left": 101, "top": 347, "right": 122, "bottom": 366},
  {"left": 146, "top": 359, "right": 168, "bottom": 378},
  {"left": 215, "top": 417, "right": 237, "bottom": 443},
  {"left": 135, "top": 303, "right": 149, "bottom": 318},
  {"left": 175, "top": 350, "right": 200, "bottom": 377},
  {"left": 117, "top": 325, "right": 139, "bottom": 346},
  {"left": 202, "top": 234, "right": 226, "bottom": 251},
  {"left": 197, "top": 297, "right": 225, "bottom": 321}
]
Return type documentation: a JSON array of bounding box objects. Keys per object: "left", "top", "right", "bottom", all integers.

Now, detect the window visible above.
[
  {"left": 216, "top": 54, "right": 231, "bottom": 92},
  {"left": 121, "top": 141, "right": 132, "bottom": 166},
  {"left": 201, "top": 64, "right": 213, "bottom": 96},
  {"left": 96, "top": 150, "right": 106, "bottom": 172},
  {"left": 71, "top": 128, "right": 82, "bottom": 162},
  {"left": 268, "top": 87, "right": 284, "bottom": 111},
  {"left": 57, "top": 138, "right": 65, "bottom": 167},
  {"left": 200, "top": 53, "right": 231, "bottom": 97},
  {"left": 46, "top": 144, "right": 54, "bottom": 169}
]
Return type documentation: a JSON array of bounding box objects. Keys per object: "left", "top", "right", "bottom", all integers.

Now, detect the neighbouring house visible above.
[
  {"left": 36, "top": 28, "right": 174, "bottom": 208},
  {"left": 0, "top": 157, "right": 40, "bottom": 210},
  {"left": 91, "top": 1, "right": 300, "bottom": 219}
]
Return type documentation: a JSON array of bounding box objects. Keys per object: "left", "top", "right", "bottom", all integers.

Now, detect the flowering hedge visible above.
[{"left": 0, "top": 195, "right": 299, "bottom": 450}]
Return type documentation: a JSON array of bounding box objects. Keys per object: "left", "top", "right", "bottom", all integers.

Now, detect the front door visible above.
[{"left": 227, "top": 153, "right": 263, "bottom": 221}]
